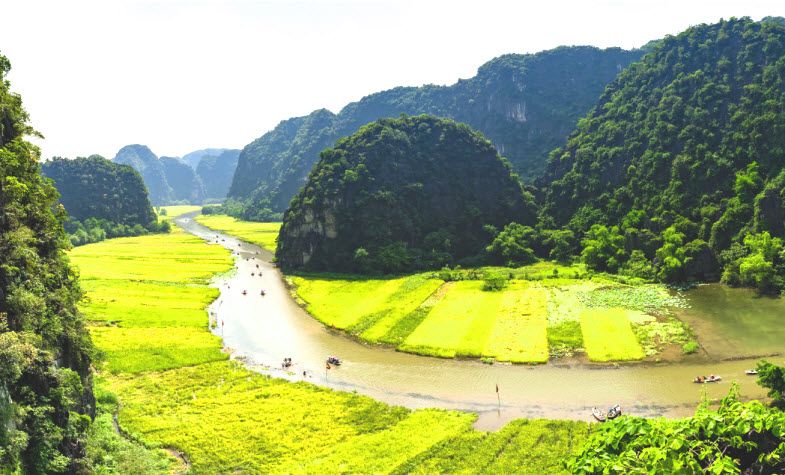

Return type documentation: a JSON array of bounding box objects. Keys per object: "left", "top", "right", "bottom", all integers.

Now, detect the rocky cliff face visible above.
[
  {"left": 195, "top": 149, "right": 241, "bottom": 199},
  {"left": 276, "top": 115, "right": 538, "bottom": 273},
  {"left": 229, "top": 46, "right": 644, "bottom": 216},
  {"left": 160, "top": 156, "right": 206, "bottom": 203},
  {"left": 113, "top": 144, "right": 172, "bottom": 204}
]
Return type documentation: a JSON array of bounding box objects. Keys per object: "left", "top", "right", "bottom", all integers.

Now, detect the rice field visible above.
[
  {"left": 75, "top": 218, "right": 586, "bottom": 472},
  {"left": 194, "top": 214, "right": 281, "bottom": 252},
  {"left": 289, "top": 269, "right": 691, "bottom": 363},
  {"left": 157, "top": 205, "right": 202, "bottom": 220},
  {"left": 579, "top": 308, "right": 646, "bottom": 361}
]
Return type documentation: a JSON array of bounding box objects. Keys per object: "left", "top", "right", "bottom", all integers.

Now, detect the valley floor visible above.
[
  {"left": 73, "top": 211, "right": 587, "bottom": 473},
  {"left": 289, "top": 267, "right": 692, "bottom": 363}
]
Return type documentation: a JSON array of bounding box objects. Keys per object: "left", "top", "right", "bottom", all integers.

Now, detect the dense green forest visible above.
[
  {"left": 535, "top": 17, "right": 785, "bottom": 293},
  {"left": 229, "top": 46, "right": 643, "bottom": 218},
  {"left": 276, "top": 115, "right": 537, "bottom": 273},
  {"left": 0, "top": 52, "right": 94, "bottom": 473},
  {"left": 42, "top": 155, "right": 169, "bottom": 246}
]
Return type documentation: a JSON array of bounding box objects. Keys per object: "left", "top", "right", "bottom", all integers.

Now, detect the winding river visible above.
[{"left": 177, "top": 213, "right": 785, "bottom": 430}]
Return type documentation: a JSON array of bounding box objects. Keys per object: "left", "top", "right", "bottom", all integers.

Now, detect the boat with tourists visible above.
[
  {"left": 326, "top": 356, "right": 341, "bottom": 366},
  {"left": 693, "top": 375, "right": 722, "bottom": 383}
]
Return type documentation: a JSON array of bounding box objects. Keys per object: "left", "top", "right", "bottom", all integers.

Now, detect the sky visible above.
[{"left": 1, "top": 0, "right": 784, "bottom": 160}]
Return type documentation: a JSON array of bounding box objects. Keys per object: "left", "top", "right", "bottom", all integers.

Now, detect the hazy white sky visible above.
[{"left": 1, "top": 0, "right": 783, "bottom": 160}]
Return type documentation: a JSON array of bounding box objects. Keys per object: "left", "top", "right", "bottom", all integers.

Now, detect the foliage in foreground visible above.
[
  {"left": 570, "top": 385, "right": 785, "bottom": 474},
  {"left": 0, "top": 52, "right": 95, "bottom": 473}
]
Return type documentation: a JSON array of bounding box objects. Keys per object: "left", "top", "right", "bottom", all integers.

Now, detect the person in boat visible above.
[
  {"left": 260, "top": 289, "right": 266, "bottom": 296},
  {"left": 242, "top": 290, "right": 247, "bottom": 295}
]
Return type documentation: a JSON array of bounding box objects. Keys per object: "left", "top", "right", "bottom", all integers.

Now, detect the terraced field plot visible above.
[
  {"left": 195, "top": 214, "right": 281, "bottom": 251},
  {"left": 579, "top": 308, "right": 645, "bottom": 361},
  {"left": 290, "top": 269, "right": 690, "bottom": 363}
]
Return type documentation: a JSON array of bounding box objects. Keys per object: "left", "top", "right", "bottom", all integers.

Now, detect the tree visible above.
[
  {"left": 486, "top": 223, "right": 537, "bottom": 266},
  {"left": 756, "top": 360, "right": 785, "bottom": 409},
  {"left": 654, "top": 226, "right": 686, "bottom": 282},
  {"left": 580, "top": 225, "right": 626, "bottom": 272}
]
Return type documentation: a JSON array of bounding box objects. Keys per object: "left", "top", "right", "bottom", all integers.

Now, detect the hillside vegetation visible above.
[
  {"left": 0, "top": 52, "right": 95, "bottom": 473},
  {"left": 276, "top": 115, "right": 537, "bottom": 273},
  {"left": 541, "top": 18, "right": 785, "bottom": 293},
  {"left": 42, "top": 155, "right": 170, "bottom": 246},
  {"left": 228, "top": 46, "right": 643, "bottom": 216}
]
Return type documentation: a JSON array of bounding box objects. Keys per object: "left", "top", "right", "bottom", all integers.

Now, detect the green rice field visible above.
[
  {"left": 73, "top": 219, "right": 586, "bottom": 473},
  {"left": 290, "top": 266, "right": 691, "bottom": 363},
  {"left": 194, "top": 214, "right": 281, "bottom": 252}
]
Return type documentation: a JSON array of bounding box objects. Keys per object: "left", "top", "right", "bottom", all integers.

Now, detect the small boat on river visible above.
[
  {"left": 745, "top": 369, "right": 758, "bottom": 375},
  {"left": 326, "top": 356, "right": 341, "bottom": 366},
  {"left": 592, "top": 405, "right": 622, "bottom": 422},
  {"left": 694, "top": 375, "right": 722, "bottom": 383}
]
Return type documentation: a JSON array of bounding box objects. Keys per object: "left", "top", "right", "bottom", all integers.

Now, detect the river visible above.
[{"left": 177, "top": 213, "right": 784, "bottom": 430}]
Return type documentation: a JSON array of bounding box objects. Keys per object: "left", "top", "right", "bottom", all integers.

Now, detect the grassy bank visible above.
[
  {"left": 290, "top": 267, "right": 691, "bottom": 363},
  {"left": 194, "top": 214, "right": 281, "bottom": 252},
  {"left": 73, "top": 220, "right": 587, "bottom": 473}
]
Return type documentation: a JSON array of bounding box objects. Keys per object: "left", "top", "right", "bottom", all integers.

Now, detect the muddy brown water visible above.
[{"left": 177, "top": 214, "right": 784, "bottom": 430}]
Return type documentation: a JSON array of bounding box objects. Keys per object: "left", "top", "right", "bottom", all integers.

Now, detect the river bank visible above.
[{"left": 178, "top": 212, "right": 782, "bottom": 430}]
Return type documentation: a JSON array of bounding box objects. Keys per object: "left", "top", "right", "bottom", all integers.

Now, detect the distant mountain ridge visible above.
[
  {"left": 112, "top": 145, "right": 240, "bottom": 204},
  {"left": 229, "top": 45, "right": 645, "bottom": 216}
]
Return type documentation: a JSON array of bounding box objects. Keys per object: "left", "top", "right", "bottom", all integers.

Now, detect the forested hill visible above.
[
  {"left": 113, "top": 144, "right": 172, "bottom": 204},
  {"left": 540, "top": 17, "right": 785, "bottom": 285},
  {"left": 276, "top": 115, "right": 537, "bottom": 273},
  {"left": 230, "top": 46, "right": 643, "bottom": 216},
  {"left": 42, "top": 155, "right": 157, "bottom": 226},
  {"left": 0, "top": 53, "right": 94, "bottom": 472}
]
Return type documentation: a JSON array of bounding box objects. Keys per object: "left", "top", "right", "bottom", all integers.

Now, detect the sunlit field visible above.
[
  {"left": 579, "top": 308, "right": 646, "bottom": 361},
  {"left": 289, "top": 265, "right": 692, "bottom": 363},
  {"left": 194, "top": 214, "right": 281, "bottom": 252},
  {"left": 73, "top": 221, "right": 586, "bottom": 472},
  {"left": 157, "top": 205, "right": 202, "bottom": 220}
]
